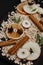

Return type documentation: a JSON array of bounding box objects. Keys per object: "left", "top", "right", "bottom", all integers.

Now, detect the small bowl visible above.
[{"left": 6, "top": 23, "right": 24, "bottom": 40}]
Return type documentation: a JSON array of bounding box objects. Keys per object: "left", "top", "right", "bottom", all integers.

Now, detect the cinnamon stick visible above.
[
  {"left": 29, "top": 14, "right": 43, "bottom": 31},
  {"left": 40, "top": 18, "right": 43, "bottom": 25},
  {"left": 8, "top": 35, "right": 29, "bottom": 55},
  {"left": 0, "top": 39, "right": 16, "bottom": 47}
]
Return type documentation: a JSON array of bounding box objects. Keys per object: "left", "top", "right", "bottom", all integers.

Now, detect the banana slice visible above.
[
  {"left": 22, "top": 20, "right": 31, "bottom": 28},
  {"left": 17, "top": 48, "right": 30, "bottom": 59},
  {"left": 22, "top": 41, "right": 41, "bottom": 60}
]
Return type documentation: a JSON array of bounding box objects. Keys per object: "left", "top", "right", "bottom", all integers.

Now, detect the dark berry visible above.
[
  {"left": 1, "top": 37, "right": 6, "bottom": 41},
  {"left": 30, "top": 48, "right": 33, "bottom": 54},
  {"left": 20, "top": 59, "right": 28, "bottom": 64},
  {"left": 8, "top": 26, "right": 13, "bottom": 33},
  {"left": 41, "top": 14, "right": 43, "bottom": 17},
  {"left": 17, "top": 29, "right": 23, "bottom": 35}
]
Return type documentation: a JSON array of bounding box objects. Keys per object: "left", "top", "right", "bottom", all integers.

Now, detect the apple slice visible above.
[{"left": 22, "top": 41, "right": 41, "bottom": 60}]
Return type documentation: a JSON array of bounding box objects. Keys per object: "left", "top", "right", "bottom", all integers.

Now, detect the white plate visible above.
[{"left": 23, "top": 4, "right": 38, "bottom": 14}]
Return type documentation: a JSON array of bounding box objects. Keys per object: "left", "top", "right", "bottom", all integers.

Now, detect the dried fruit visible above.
[
  {"left": 8, "top": 26, "right": 13, "bottom": 33},
  {"left": 17, "top": 29, "right": 23, "bottom": 35}
]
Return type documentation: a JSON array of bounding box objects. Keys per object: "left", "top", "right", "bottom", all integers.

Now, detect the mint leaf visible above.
[
  {"left": 12, "top": 16, "right": 17, "bottom": 22},
  {"left": 40, "top": 37, "right": 43, "bottom": 45},
  {"left": 17, "top": 17, "right": 21, "bottom": 23},
  {"left": 35, "top": 34, "right": 40, "bottom": 42},
  {"left": 32, "top": 9, "right": 36, "bottom": 12},
  {"left": 12, "top": 16, "right": 21, "bottom": 23},
  {"left": 35, "top": 34, "right": 43, "bottom": 45}
]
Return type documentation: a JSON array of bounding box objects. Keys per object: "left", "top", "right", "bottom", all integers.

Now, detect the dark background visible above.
[
  {"left": 0, "top": 0, "right": 43, "bottom": 21},
  {"left": 0, "top": 0, "right": 21, "bottom": 21},
  {"left": 0, "top": 0, "right": 43, "bottom": 65}
]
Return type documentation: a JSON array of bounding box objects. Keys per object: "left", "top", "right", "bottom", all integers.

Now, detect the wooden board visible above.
[{"left": 17, "top": 2, "right": 27, "bottom": 15}]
